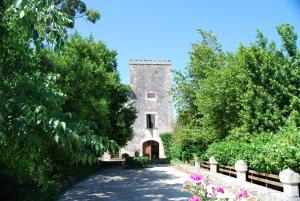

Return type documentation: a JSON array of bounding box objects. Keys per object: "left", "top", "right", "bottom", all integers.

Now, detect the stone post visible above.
[
  {"left": 235, "top": 160, "right": 248, "bottom": 182},
  {"left": 102, "top": 152, "right": 111, "bottom": 161},
  {"left": 209, "top": 156, "right": 218, "bottom": 173},
  {"left": 194, "top": 156, "right": 200, "bottom": 168},
  {"left": 279, "top": 168, "right": 300, "bottom": 198}
]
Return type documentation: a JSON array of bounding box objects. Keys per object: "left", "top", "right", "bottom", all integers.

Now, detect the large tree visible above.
[
  {"left": 171, "top": 24, "right": 300, "bottom": 162},
  {"left": 231, "top": 25, "right": 299, "bottom": 139},
  {"left": 172, "top": 30, "right": 227, "bottom": 160},
  {"left": 46, "top": 33, "right": 136, "bottom": 147},
  {"left": 0, "top": 1, "right": 135, "bottom": 199}
]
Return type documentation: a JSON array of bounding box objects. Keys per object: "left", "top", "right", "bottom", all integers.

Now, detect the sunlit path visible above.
[{"left": 58, "top": 164, "right": 190, "bottom": 201}]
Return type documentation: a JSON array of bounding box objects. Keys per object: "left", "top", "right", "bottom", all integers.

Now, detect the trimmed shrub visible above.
[
  {"left": 160, "top": 132, "right": 173, "bottom": 159},
  {"left": 125, "top": 156, "right": 149, "bottom": 169},
  {"left": 204, "top": 140, "right": 251, "bottom": 166},
  {"left": 122, "top": 153, "right": 130, "bottom": 159},
  {"left": 204, "top": 117, "right": 300, "bottom": 174},
  {"left": 249, "top": 119, "right": 300, "bottom": 173}
]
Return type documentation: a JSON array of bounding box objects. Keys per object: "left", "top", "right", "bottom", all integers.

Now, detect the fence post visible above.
[
  {"left": 209, "top": 156, "right": 218, "bottom": 173},
  {"left": 279, "top": 168, "right": 300, "bottom": 198},
  {"left": 194, "top": 156, "right": 200, "bottom": 168},
  {"left": 235, "top": 160, "right": 248, "bottom": 182}
]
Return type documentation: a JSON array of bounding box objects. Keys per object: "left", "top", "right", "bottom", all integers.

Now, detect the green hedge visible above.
[
  {"left": 205, "top": 120, "right": 300, "bottom": 174},
  {"left": 160, "top": 131, "right": 209, "bottom": 162},
  {"left": 204, "top": 140, "right": 251, "bottom": 166},
  {"left": 125, "top": 156, "right": 149, "bottom": 169},
  {"left": 160, "top": 132, "right": 173, "bottom": 159}
]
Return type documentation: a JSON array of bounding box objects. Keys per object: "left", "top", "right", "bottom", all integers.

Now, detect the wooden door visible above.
[{"left": 143, "top": 143, "right": 151, "bottom": 158}]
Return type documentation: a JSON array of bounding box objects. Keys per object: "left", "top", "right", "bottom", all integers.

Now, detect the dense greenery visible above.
[
  {"left": 204, "top": 113, "right": 300, "bottom": 173},
  {"left": 160, "top": 132, "right": 173, "bottom": 159},
  {"left": 46, "top": 33, "right": 136, "bottom": 147},
  {"left": 0, "top": 1, "right": 136, "bottom": 200},
  {"left": 171, "top": 24, "right": 300, "bottom": 174},
  {"left": 125, "top": 156, "right": 150, "bottom": 169}
]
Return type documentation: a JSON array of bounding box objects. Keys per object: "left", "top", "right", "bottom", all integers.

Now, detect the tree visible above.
[
  {"left": 231, "top": 26, "right": 297, "bottom": 139},
  {"left": 171, "top": 24, "right": 300, "bottom": 163},
  {"left": 173, "top": 30, "right": 225, "bottom": 127},
  {"left": 46, "top": 33, "right": 136, "bottom": 147},
  {"left": 0, "top": 1, "right": 135, "bottom": 199},
  {"left": 54, "top": 0, "right": 100, "bottom": 27},
  {"left": 195, "top": 54, "right": 246, "bottom": 140},
  {"left": 172, "top": 30, "right": 226, "bottom": 160}
]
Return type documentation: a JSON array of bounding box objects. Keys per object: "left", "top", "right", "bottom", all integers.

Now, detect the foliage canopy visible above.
[
  {"left": 171, "top": 24, "right": 300, "bottom": 174},
  {"left": 0, "top": 1, "right": 136, "bottom": 200}
]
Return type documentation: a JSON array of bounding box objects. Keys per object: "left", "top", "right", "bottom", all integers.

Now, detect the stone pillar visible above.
[
  {"left": 102, "top": 152, "right": 111, "bottom": 161},
  {"left": 279, "top": 168, "right": 300, "bottom": 198},
  {"left": 194, "top": 156, "right": 200, "bottom": 168},
  {"left": 209, "top": 156, "right": 218, "bottom": 173},
  {"left": 235, "top": 160, "right": 248, "bottom": 182}
]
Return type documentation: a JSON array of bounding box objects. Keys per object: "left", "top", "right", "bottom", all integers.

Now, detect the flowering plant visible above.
[{"left": 182, "top": 174, "right": 251, "bottom": 201}]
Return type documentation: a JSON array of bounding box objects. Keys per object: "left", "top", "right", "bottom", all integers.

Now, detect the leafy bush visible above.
[
  {"left": 204, "top": 140, "right": 251, "bottom": 166},
  {"left": 171, "top": 126, "right": 218, "bottom": 162},
  {"left": 249, "top": 116, "right": 300, "bottom": 173},
  {"left": 160, "top": 132, "right": 173, "bottom": 159},
  {"left": 125, "top": 156, "right": 149, "bottom": 169},
  {"left": 0, "top": 161, "right": 100, "bottom": 201},
  {"left": 122, "top": 153, "right": 130, "bottom": 159},
  {"left": 205, "top": 114, "right": 300, "bottom": 174}
]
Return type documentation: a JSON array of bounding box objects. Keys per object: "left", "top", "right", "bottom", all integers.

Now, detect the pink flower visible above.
[
  {"left": 189, "top": 195, "right": 201, "bottom": 201},
  {"left": 182, "top": 180, "right": 190, "bottom": 189},
  {"left": 236, "top": 189, "right": 249, "bottom": 199},
  {"left": 190, "top": 174, "right": 205, "bottom": 183},
  {"left": 216, "top": 185, "right": 225, "bottom": 194},
  {"left": 204, "top": 179, "right": 210, "bottom": 186}
]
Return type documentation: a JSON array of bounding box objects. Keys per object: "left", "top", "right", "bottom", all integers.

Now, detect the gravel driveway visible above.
[{"left": 58, "top": 164, "right": 190, "bottom": 201}]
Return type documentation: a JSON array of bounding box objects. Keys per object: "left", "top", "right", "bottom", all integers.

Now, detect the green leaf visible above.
[
  {"left": 60, "top": 122, "right": 66, "bottom": 131},
  {"left": 20, "top": 10, "right": 25, "bottom": 18},
  {"left": 53, "top": 120, "right": 59, "bottom": 129},
  {"left": 95, "top": 144, "right": 100, "bottom": 154},
  {"left": 15, "top": 0, "right": 23, "bottom": 7},
  {"left": 54, "top": 134, "right": 59, "bottom": 143}
]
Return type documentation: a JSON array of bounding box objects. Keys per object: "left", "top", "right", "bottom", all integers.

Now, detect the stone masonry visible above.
[{"left": 121, "top": 59, "right": 174, "bottom": 158}]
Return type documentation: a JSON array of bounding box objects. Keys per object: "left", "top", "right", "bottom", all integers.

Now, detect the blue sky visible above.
[{"left": 73, "top": 0, "right": 300, "bottom": 84}]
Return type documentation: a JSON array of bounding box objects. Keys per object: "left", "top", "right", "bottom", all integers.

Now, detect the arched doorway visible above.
[{"left": 142, "top": 140, "right": 159, "bottom": 159}]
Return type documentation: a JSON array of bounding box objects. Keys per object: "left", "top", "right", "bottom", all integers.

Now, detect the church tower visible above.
[{"left": 122, "top": 59, "right": 173, "bottom": 159}]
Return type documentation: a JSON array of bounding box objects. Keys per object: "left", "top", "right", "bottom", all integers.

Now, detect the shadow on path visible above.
[{"left": 58, "top": 164, "right": 190, "bottom": 201}]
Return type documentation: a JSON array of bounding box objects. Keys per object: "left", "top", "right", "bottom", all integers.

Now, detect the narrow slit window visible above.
[{"left": 146, "top": 114, "right": 155, "bottom": 128}]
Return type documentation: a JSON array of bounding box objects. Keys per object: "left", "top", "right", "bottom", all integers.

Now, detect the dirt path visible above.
[{"left": 58, "top": 164, "right": 191, "bottom": 201}]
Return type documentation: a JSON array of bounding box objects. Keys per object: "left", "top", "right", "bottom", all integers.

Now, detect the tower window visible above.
[
  {"left": 147, "top": 92, "right": 156, "bottom": 99},
  {"left": 146, "top": 114, "right": 155, "bottom": 128}
]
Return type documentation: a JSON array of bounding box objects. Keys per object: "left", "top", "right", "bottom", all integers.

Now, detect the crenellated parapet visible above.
[{"left": 129, "top": 59, "right": 171, "bottom": 65}]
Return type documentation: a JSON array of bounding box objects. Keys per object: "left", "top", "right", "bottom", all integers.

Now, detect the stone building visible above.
[
  {"left": 102, "top": 59, "right": 173, "bottom": 160},
  {"left": 121, "top": 59, "right": 173, "bottom": 159}
]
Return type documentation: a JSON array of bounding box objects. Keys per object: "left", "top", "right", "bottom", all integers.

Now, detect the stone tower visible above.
[{"left": 121, "top": 59, "right": 173, "bottom": 159}]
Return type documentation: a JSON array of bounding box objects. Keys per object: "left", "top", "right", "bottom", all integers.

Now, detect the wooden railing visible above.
[
  {"left": 218, "top": 164, "right": 236, "bottom": 178},
  {"left": 111, "top": 152, "right": 120, "bottom": 159},
  {"left": 200, "top": 161, "right": 210, "bottom": 170},
  {"left": 247, "top": 169, "right": 283, "bottom": 191},
  {"left": 199, "top": 161, "right": 283, "bottom": 191}
]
